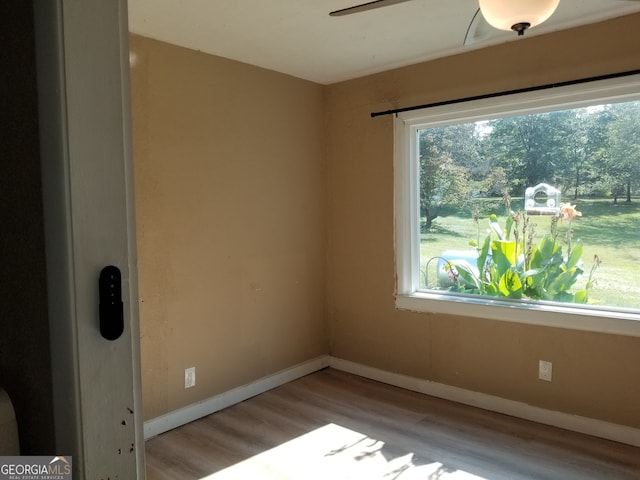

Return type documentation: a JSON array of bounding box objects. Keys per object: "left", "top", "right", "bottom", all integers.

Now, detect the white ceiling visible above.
[{"left": 127, "top": 0, "right": 640, "bottom": 85}]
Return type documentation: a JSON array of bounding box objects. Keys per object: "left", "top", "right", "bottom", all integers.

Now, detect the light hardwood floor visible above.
[{"left": 145, "top": 368, "right": 640, "bottom": 479}]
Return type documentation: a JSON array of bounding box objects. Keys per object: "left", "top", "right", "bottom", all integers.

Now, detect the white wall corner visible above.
[{"left": 144, "top": 354, "right": 639, "bottom": 448}]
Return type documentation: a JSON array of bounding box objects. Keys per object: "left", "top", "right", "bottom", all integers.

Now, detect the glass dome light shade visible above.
[{"left": 478, "top": 0, "right": 560, "bottom": 31}]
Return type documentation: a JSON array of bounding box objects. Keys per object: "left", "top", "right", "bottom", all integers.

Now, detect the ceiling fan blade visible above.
[
  {"left": 330, "top": 0, "right": 414, "bottom": 17},
  {"left": 463, "top": 8, "right": 496, "bottom": 46}
]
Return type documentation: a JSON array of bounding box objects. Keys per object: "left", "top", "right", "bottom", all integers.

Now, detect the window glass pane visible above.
[{"left": 417, "top": 100, "right": 640, "bottom": 312}]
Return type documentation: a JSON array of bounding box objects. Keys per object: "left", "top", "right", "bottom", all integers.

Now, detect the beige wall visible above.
[
  {"left": 131, "top": 13, "right": 640, "bottom": 430},
  {"left": 130, "top": 35, "right": 328, "bottom": 420},
  {"left": 325, "top": 14, "right": 640, "bottom": 428}
]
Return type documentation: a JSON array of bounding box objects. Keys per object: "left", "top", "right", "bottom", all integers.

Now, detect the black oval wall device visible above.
[{"left": 99, "top": 265, "right": 124, "bottom": 341}]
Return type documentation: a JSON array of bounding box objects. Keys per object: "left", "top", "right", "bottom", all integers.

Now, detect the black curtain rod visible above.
[{"left": 370, "top": 69, "right": 640, "bottom": 118}]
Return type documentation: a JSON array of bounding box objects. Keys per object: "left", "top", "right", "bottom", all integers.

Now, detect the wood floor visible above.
[{"left": 145, "top": 368, "right": 640, "bottom": 480}]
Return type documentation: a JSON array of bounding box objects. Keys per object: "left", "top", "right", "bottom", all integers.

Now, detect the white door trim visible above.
[{"left": 33, "top": 1, "right": 144, "bottom": 477}]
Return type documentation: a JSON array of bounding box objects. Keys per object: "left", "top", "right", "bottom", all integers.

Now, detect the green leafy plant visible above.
[{"left": 443, "top": 203, "right": 600, "bottom": 303}]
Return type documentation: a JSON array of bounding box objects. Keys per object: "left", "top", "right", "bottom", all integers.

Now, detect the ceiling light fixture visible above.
[{"left": 479, "top": 0, "right": 561, "bottom": 36}]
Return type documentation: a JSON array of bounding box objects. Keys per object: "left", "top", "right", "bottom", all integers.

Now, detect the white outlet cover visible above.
[
  {"left": 185, "top": 367, "right": 196, "bottom": 388},
  {"left": 538, "top": 360, "right": 553, "bottom": 381}
]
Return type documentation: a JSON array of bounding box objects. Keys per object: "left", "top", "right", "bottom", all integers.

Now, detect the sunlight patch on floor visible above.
[{"left": 200, "top": 423, "right": 486, "bottom": 480}]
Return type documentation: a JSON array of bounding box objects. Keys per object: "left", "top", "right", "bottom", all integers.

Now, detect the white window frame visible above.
[{"left": 394, "top": 74, "right": 640, "bottom": 337}]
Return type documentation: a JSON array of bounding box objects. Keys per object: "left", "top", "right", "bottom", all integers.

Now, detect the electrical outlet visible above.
[
  {"left": 538, "top": 360, "right": 552, "bottom": 381},
  {"left": 185, "top": 367, "right": 196, "bottom": 388}
]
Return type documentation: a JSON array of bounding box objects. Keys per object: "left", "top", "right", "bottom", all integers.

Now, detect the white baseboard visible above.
[
  {"left": 143, "top": 355, "right": 330, "bottom": 439},
  {"left": 330, "top": 357, "right": 640, "bottom": 448},
  {"left": 144, "top": 355, "right": 640, "bottom": 447}
]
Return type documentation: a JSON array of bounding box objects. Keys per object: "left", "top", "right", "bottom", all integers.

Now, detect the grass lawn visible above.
[{"left": 420, "top": 198, "right": 640, "bottom": 310}]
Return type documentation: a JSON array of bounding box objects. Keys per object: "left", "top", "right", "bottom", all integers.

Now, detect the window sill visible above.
[{"left": 396, "top": 292, "right": 640, "bottom": 337}]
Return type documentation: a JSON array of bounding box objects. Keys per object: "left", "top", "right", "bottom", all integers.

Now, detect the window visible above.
[{"left": 394, "top": 74, "right": 640, "bottom": 335}]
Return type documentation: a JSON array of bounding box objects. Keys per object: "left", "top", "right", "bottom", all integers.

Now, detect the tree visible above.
[
  {"left": 417, "top": 99, "right": 640, "bottom": 212},
  {"left": 485, "top": 111, "right": 573, "bottom": 195},
  {"left": 600, "top": 101, "right": 640, "bottom": 203},
  {"left": 420, "top": 156, "right": 469, "bottom": 229},
  {"left": 418, "top": 126, "right": 472, "bottom": 229},
  {"left": 484, "top": 166, "right": 508, "bottom": 197},
  {"left": 553, "top": 106, "right": 611, "bottom": 199}
]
